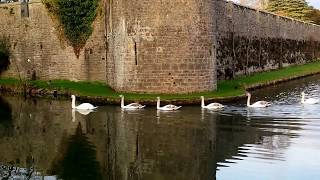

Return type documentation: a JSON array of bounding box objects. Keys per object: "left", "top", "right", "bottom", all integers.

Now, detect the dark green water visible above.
[{"left": 1, "top": 75, "right": 320, "bottom": 180}]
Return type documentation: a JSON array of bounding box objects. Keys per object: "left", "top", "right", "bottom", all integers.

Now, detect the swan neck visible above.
[
  {"left": 201, "top": 97, "right": 205, "bottom": 108},
  {"left": 247, "top": 94, "right": 251, "bottom": 107},
  {"left": 72, "top": 97, "right": 76, "bottom": 109}
]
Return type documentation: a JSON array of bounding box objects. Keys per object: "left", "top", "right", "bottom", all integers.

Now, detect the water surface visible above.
[{"left": 1, "top": 75, "right": 320, "bottom": 180}]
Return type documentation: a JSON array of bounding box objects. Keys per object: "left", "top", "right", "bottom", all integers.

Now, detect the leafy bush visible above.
[
  {"left": 43, "top": 0, "right": 98, "bottom": 57},
  {"left": 0, "top": 36, "right": 10, "bottom": 76}
]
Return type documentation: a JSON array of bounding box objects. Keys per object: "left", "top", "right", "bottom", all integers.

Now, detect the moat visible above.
[{"left": 1, "top": 75, "right": 320, "bottom": 180}]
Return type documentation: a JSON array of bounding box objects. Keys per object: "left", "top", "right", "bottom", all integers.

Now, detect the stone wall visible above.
[
  {"left": 215, "top": 0, "right": 320, "bottom": 79},
  {"left": 106, "top": 0, "right": 216, "bottom": 93},
  {"left": 1, "top": 0, "right": 320, "bottom": 93},
  {"left": 0, "top": 0, "right": 106, "bottom": 82}
]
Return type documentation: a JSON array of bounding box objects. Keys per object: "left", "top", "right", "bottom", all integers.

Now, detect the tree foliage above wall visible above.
[
  {"left": 265, "top": 0, "right": 320, "bottom": 25},
  {"left": 43, "top": 0, "right": 98, "bottom": 57},
  {"left": 307, "top": 8, "right": 320, "bottom": 25},
  {"left": 266, "top": 0, "right": 313, "bottom": 22},
  {"left": 0, "top": 36, "right": 10, "bottom": 76}
]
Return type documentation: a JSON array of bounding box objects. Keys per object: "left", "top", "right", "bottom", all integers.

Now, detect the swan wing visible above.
[
  {"left": 123, "top": 103, "right": 145, "bottom": 109},
  {"left": 76, "top": 103, "right": 97, "bottom": 110},
  {"left": 128, "top": 103, "right": 145, "bottom": 108},
  {"left": 164, "top": 104, "right": 178, "bottom": 109},
  {"left": 206, "top": 103, "right": 224, "bottom": 109},
  {"left": 251, "top": 101, "right": 271, "bottom": 107},
  {"left": 160, "top": 104, "right": 181, "bottom": 110}
]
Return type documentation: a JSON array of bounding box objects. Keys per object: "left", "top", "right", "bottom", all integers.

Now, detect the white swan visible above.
[
  {"left": 301, "top": 92, "right": 319, "bottom": 104},
  {"left": 246, "top": 92, "right": 271, "bottom": 108},
  {"left": 71, "top": 95, "right": 97, "bottom": 110},
  {"left": 119, "top": 95, "right": 145, "bottom": 109},
  {"left": 157, "top": 97, "right": 181, "bottom": 111},
  {"left": 201, "top": 96, "right": 224, "bottom": 110}
]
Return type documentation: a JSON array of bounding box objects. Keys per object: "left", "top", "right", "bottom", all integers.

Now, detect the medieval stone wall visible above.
[
  {"left": 215, "top": 0, "right": 320, "bottom": 80},
  {"left": 106, "top": 0, "right": 216, "bottom": 93},
  {"left": 0, "top": 0, "right": 106, "bottom": 82},
  {"left": 1, "top": 0, "right": 320, "bottom": 93}
]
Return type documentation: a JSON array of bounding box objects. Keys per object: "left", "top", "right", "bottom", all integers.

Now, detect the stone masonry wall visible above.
[
  {"left": 0, "top": 0, "right": 106, "bottom": 82},
  {"left": 106, "top": 0, "right": 217, "bottom": 93},
  {"left": 215, "top": 0, "right": 320, "bottom": 80},
  {"left": 2, "top": 0, "right": 320, "bottom": 93}
]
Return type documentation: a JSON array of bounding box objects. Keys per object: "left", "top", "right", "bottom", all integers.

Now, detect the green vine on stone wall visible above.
[
  {"left": 0, "top": 36, "right": 11, "bottom": 76},
  {"left": 43, "top": 0, "right": 98, "bottom": 57}
]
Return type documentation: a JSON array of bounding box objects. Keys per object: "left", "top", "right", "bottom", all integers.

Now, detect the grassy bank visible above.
[{"left": 1, "top": 61, "right": 320, "bottom": 102}]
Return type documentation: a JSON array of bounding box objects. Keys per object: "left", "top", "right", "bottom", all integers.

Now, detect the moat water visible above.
[{"left": 1, "top": 75, "right": 320, "bottom": 180}]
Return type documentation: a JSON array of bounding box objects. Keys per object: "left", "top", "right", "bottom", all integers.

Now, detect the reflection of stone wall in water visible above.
[
  {"left": 106, "top": 110, "right": 217, "bottom": 180},
  {"left": 0, "top": 96, "right": 113, "bottom": 179},
  {"left": 0, "top": 97, "right": 13, "bottom": 137},
  {"left": 215, "top": 113, "right": 300, "bottom": 163},
  {"left": 0, "top": 98, "right": 72, "bottom": 173},
  {"left": 0, "top": 97, "right": 85, "bottom": 175},
  {"left": 215, "top": 0, "right": 320, "bottom": 80},
  {"left": 50, "top": 123, "right": 102, "bottom": 180}
]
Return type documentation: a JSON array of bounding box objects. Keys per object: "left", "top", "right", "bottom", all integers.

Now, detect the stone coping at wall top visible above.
[
  {"left": 222, "top": 0, "right": 320, "bottom": 27},
  {"left": 1, "top": 0, "right": 319, "bottom": 28},
  {"left": 0, "top": 0, "right": 41, "bottom": 7}
]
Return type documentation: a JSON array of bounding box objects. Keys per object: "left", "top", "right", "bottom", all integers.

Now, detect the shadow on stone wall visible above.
[{"left": 217, "top": 35, "right": 320, "bottom": 80}]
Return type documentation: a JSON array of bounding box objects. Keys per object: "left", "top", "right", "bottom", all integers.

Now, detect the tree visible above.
[
  {"left": 266, "top": 0, "right": 313, "bottom": 22},
  {"left": 307, "top": 8, "right": 320, "bottom": 25}
]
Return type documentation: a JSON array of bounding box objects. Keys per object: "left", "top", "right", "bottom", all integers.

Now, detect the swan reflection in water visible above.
[
  {"left": 156, "top": 109, "right": 182, "bottom": 124},
  {"left": 72, "top": 109, "right": 95, "bottom": 122}
]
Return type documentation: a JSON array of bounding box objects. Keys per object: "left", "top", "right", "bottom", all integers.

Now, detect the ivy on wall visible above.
[
  {"left": 0, "top": 36, "right": 11, "bottom": 76},
  {"left": 43, "top": 0, "right": 98, "bottom": 57}
]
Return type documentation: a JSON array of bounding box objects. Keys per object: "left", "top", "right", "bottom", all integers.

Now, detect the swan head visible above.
[
  {"left": 157, "top": 97, "right": 160, "bottom": 100},
  {"left": 119, "top": 94, "right": 123, "bottom": 98},
  {"left": 200, "top": 96, "right": 204, "bottom": 99},
  {"left": 71, "top": 95, "right": 75, "bottom": 99},
  {"left": 246, "top": 92, "right": 251, "bottom": 96}
]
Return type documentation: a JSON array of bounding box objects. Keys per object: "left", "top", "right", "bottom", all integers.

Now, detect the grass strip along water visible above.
[{"left": 1, "top": 61, "right": 320, "bottom": 104}]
